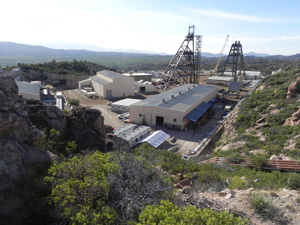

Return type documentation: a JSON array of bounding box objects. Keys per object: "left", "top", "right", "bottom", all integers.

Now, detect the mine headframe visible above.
[
  {"left": 221, "top": 40, "right": 245, "bottom": 81},
  {"left": 159, "top": 25, "right": 202, "bottom": 89}
]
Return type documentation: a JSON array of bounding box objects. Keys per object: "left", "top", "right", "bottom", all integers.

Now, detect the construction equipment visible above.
[
  {"left": 159, "top": 26, "right": 202, "bottom": 89},
  {"left": 211, "top": 35, "right": 229, "bottom": 76}
]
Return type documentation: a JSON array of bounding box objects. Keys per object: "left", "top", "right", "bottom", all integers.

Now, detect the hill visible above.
[{"left": 2, "top": 41, "right": 299, "bottom": 73}]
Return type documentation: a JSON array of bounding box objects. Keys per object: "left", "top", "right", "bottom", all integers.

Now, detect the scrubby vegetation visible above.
[{"left": 216, "top": 68, "right": 300, "bottom": 158}]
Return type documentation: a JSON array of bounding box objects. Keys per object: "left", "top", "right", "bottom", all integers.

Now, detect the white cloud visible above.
[{"left": 192, "top": 8, "right": 293, "bottom": 23}]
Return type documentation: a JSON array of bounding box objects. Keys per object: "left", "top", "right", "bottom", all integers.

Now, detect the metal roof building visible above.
[
  {"left": 114, "top": 124, "right": 152, "bottom": 148},
  {"left": 123, "top": 72, "right": 152, "bottom": 82},
  {"left": 130, "top": 84, "right": 218, "bottom": 130},
  {"left": 205, "top": 76, "right": 234, "bottom": 86},
  {"left": 78, "top": 70, "right": 135, "bottom": 99},
  {"left": 16, "top": 81, "right": 41, "bottom": 100},
  {"left": 110, "top": 98, "right": 142, "bottom": 113}
]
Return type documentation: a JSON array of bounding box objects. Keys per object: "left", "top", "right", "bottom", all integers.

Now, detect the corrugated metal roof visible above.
[
  {"left": 112, "top": 98, "right": 142, "bottom": 107},
  {"left": 184, "top": 102, "right": 212, "bottom": 122},
  {"left": 205, "top": 76, "right": 233, "bottom": 81},
  {"left": 131, "top": 84, "right": 218, "bottom": 113},
  {"left": 16, "top": 81, "right": 40, "bottom": 96},
  {"left": 97, "top": 70, "right": 123, "bottom": 79},
  {"left": 140, "top": 130, "right": 170, "bottom": 148},
  {"left": 90, "top": 74, "right": 111, "bottom": 85}
]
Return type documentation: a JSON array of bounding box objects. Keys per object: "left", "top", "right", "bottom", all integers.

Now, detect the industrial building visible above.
[
  {"left": 134, "top": 81, "right": 155, "bottom": 93},
  {"left": 110, "top": 98, "right": 142, "bottom": 113},
  {"left": 130, "top": 84, "right": 218, "bottom": 130},
  {"left": 16, "top": 81, "right": 41, "bottom": 100},
  {"left": 114, "top": 124, "right": 152, "bottom": 148},
  {"left": 79, "top": 70, "right": 135, "bottom": 99},
  {"left": 123, "top": 72, "right": 152, "bottom": 82},
  {"left": 205, "top": 76, "right": 234, "bottom": 86}
]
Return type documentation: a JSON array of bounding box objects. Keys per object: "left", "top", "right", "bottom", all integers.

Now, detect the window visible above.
[
  {"left": 139, "top": 114, "right": 142, "bottom": 117},
  {"left": 173, "top": 118, "right": 177, "bottom": 122}
]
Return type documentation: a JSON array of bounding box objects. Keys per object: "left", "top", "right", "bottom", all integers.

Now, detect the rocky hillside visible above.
[
  {"left": 214, "top": 67, "right": 300, "bottom": 161},
  {"left": 0, "top": 75, "right": 129, "bottom": 190},
  {"left": 13, "top": 60, "right": 113, "bottom": 88},
  {"left": 0, "top": 76, "right": 54, "bottom": 190}
]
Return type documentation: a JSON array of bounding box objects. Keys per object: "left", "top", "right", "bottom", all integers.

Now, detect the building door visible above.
[
  {"left": 156, "top": 116, "right": 164, "bottom": 127},
  {"left": 106, "top": 90, "right": 112, "bottom": 99},
  {"left": 140, "top": 86, "right": 146, "bottom": 92}
]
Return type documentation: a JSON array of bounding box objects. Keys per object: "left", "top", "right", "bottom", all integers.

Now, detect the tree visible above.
[
  {"left": 137, "top": 200, "right": 248, "bottom": 225},
  {"left": 108, "top": 152, "right": 173, "bottom": 223},
  {"left": 45, "top": 152, "right": 117, "bottom": 224}
]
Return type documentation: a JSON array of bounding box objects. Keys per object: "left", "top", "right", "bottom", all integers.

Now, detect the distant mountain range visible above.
[{"left": 0, "top": 41, "right": 273, "bottom": 58}]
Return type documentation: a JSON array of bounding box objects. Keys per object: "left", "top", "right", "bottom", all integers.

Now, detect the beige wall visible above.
[
  {"left": 78, "top": 79, "right": 92, "bottom": 90},
  {"left": 104, "top": 76, "right": 134, "bottom": 98},
  {"left": 130, "top": 86, "right": 218, "bottom": 129},
  {"left": 91, "top": 80, "right": 105, "bottom": 97}
]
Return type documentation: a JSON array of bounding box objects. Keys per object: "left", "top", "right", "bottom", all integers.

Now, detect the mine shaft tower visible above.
[
  {"left": 221, "top": 40, "right": 245, "bottom": 81},
  {"left": 159, "top": 25, "right": 202, "bottom": 89}
]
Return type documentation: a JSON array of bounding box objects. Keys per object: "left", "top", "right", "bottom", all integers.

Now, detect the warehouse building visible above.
[
  {"left": 110, "top": 98, "right": 142, "bottom": 113},
  {"left": 79, "top": 70, "right": 135, "bottom": 99},
  {"left": 130, "top": 84, "right": 218, "bottom": 130}
]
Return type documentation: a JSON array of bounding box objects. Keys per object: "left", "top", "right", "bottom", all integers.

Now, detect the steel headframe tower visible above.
[
  {"left": 221, "top": 40, "right": 245, "bottom": 81},
  {"left": 159, "top": 25, "right": 202, "bottom": 89}
]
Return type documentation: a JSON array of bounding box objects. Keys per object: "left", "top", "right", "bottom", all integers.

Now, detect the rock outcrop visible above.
[
  {"left": 284, "top": 108, "right": 300, "bottom": 126},
  {"left": 0, "top": 76, "right": 53, "bottom": 190},
  {"left": 66, "top": 107, "right": 107, "bottom": 151},
  {"left": 286, "top": 77, "right": 300, "bottom": 99}
]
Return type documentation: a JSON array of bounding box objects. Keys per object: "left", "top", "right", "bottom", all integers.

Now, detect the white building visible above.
[
  {"left": 110, "top": 98, "right": 142, "bottom": 113},
  {"left": 79, "top": 70, "right": 135, "bottom": 99},
  {"left": 16, "top": 81, "right": 41, "bottom": 100},
  {"left": 134, "top": 81, "right": 155, "bottom": 93},
  {"left": 114, "top": 124, "right": 152, "bottom": 148},
  {"left": 130, "top": 84, "right": 218, "bottom": 130},
  {"left": 205, "top": 76, "right": 234, "bottom": 86},
  {"left": 123, "top": 72, "right": 152, "bottom": 82}
]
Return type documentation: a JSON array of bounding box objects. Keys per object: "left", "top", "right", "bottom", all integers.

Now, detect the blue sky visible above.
[{"left": 2, "top": 0, "right": 300, "bottom": 55}]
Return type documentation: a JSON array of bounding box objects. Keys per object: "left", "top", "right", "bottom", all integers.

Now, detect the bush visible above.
[
  {"left": 136, "top": 200, "right": 249, "bottom": 225},
  {"left": 249, "top": 154, "right": 268, "bottom": 171},
  {"left": 249, "top": 192, "right": 271, "bottom": 211},
  {"left": 67, "top": 98, "right": 80, "bottom": 106},
  {"left": 228, "top": 176, "right": 247, "bottom": 190},
  {"left": 287, "top": 173, "right": 300, "bottom": 190}
]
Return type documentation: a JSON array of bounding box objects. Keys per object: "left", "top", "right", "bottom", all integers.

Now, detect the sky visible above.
[{"left": 2, "top": 0, "right": 300, "bottom": 55}]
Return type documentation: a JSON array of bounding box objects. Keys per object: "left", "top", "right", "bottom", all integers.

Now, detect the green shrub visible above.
[
  {"left": 249, "top": 192, "right": 271, "bottom": 211},
  {"left": 228, "top": 176, "right": 247, "bottom": 190},
  {"left": 250, "top": 154, "right": 268, "bottom": 171},
  {"left": 287, "top": 173, "right": 300, "bottom": 190},
  {"left": 67, "top": 98, "right": 80, "bottom": 106},
  {"left": 137, "top": 200, "right": 249, "bottom": 225}
]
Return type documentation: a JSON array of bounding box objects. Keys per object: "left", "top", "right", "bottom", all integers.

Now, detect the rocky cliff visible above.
[{"left": 0, "top": 76, "right": 53, "bottom": 190}]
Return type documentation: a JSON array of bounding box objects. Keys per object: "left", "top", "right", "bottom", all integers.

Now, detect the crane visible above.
[{"left": 211, "top": 35, "right": 229, "bottom": 76}]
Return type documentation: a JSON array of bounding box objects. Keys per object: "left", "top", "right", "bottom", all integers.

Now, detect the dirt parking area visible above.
[
  {"left": 62, "top": 89, "right": 227, "bottom": 155},
  {"left": 62, "top": 89, "right": 125, "bottom": 129}
]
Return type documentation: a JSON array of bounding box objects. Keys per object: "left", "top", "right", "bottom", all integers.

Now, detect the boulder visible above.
[
  {"left": 270, "top": 155, "right": 282, "bottom": 160},
  {"left": 284, "top": 108, "right": 300, "bottom": 126},
  {"left": 286, "top": 77, "right": 300, "bottom": 99}
]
